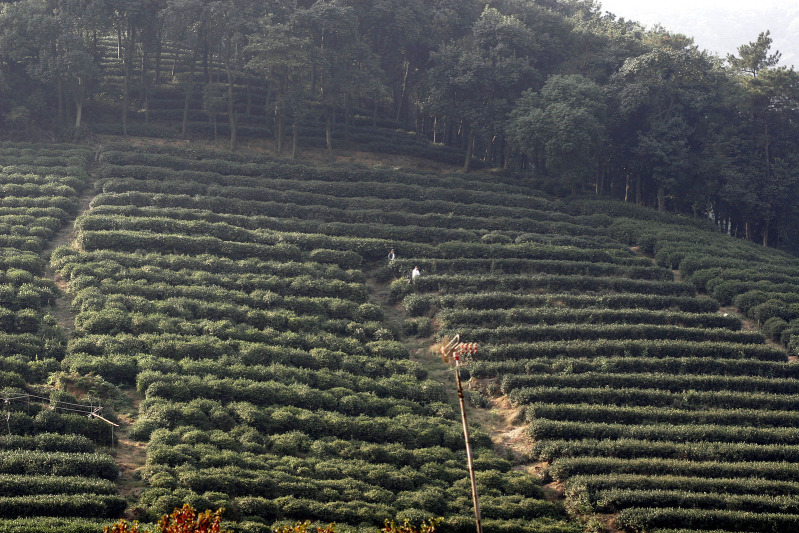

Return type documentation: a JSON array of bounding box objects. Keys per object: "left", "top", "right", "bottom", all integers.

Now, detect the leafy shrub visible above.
[
  {"left": 0, "top": 433, "right": 95, "bottom": 453},
  {"left": 367, "top": 341, "right": 409, "bottom": 360},
  {"left": 351, "top": 304, "right": 382, "bottom": 322},
  {"left": 780, "top": 320, "right": 799, "bottom": 346},
  {"left": 403, "top": 294, "right": 432, "bottom": 317},
  {"left": 0, "top": 450, "right": 119, "bottom": 479},
  {"left": 0, "top": 517, "right": 110, "bottom": 532},
  {"left": 389, "top": 279, "right": 412, "bottom": 304},
  {"left": 762, "top": 317, "right": 789, "bottom": 341},
  {"left": 614, "top": 507, "right": 799, "bottom": 533},
  {"left": 0, "top": 494, "right": 126, "bottom": 519},
  {"left": 464, "top": 390, "right": 490, "bottom": 409},
  {"left": 481, "top": 233, "right": 513, "bottom": 244},
  {"left": 752, "top": 299, "right": 797, "bottom": 323},
  {"left": 403, "top": 318, "right": 434, "bottom": 338},
  {"left": 488, "top": 339, "right": 784, "bottom": 363},
  {"left": 308, "top": 249, "right": 362, "bottom": 269},
  {"left": 733, "top": 290, "right": 770, "bottom": 314}
]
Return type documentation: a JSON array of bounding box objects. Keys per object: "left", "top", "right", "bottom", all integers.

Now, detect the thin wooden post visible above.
[
  {"left": 437, "top": 335, "right": 482, "bottom": 533},
  {"left": 453, "top": 352, "right": 483, "bottom": 533}
]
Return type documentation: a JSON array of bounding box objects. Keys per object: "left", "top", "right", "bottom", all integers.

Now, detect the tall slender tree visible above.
[
  {"left": 725, "top": 32, "right": 799, "bottom": 244},
  {"left": 507, "top": 73, "right": 607, "bottom": 194},
  {"left": 423, "top": 7, "right": 539, "bottom": 170}
]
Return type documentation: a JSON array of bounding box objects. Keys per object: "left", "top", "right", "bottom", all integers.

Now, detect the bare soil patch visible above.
[
  {"left": 484, "top": 395, "right": 531, "bottom": 461},
  {"left": 719, "top": 306, "right": 752, "bottom": 329},
  {"left": 42, "top": 173, "right": 97, "bottom": 333},
  {"left": 362, "top": 266, "right": 557, "bottom": 509},
  {"left": 114, "top": 390, "right": 148, "bottom": 501},
  {"left": 544, "top": 480, "right": 565, "bottom": 501}
]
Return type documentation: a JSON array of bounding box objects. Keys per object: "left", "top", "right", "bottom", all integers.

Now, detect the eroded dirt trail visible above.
[
  {"left": 42, "top": 179, "right": 95, "bottom": 333},
  {"left": 40, "top": 161, "right": 149, "bottom": 508},
  {"left": 365, "top": 269, "right": 556, "bottom": 501},
  {"left": 115, "top": 391, "right": 149, "bottom": 504}
]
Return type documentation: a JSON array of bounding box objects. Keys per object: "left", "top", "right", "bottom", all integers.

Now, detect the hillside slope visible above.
[
  {"left": 3, "top": 140, "right": 799, "bottom": 533},
  {"left": 0, "top": 143, "right": 124, "bottom": 532}
]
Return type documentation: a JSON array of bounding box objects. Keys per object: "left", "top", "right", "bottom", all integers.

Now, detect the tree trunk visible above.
[
  {"left": 265, "top": 80, "right": 273, "bottom": 123},
  {"left": 625, "top": 176, "right": 630, "bottom": 202},
  {"left": 463, "top": 127, "right": 475, "bottom": 172},
  {"left": 291, "top": 123, "right": 298, "bottom": 160},
  {"left": 635, "top": 175, "right": 642, "bottom": 205},
  {"left": 144, "top": 84, "right": 150, "bottom": 123},
  {"left": 181, "top": 49, "right": 198, "bottom": 139},
  {"left": 595, "top": 156, "right": 604, "bottom": 196},
  {"left": 745, "top": 220, "right": 752, "bottom": 241},
  {"left": 121, "top": 25, "right": 136, "bottom": 138},
  {"left": 276, "top": 112, "right": 284, "bottom": 153},
  {"left": 171, "top": 48, "right": 179, "bottom": 77},
  {"left": 72, "top": 100, "right": 83, "bottom": 141},
  {"left": 56, "top": 76, "right": 64, "bottom": 127},
  {"left": 344, "top": 93, "right": 351, "bottom": 147},
  {"left": 764, "top": 117, "right": 771, "bottom": 177},
  {"left": 140, "top": 46, "right": 147, "bottom": 87},
  {"left": 325, "top": 107, "right": 333, "bottom": 161},
  {"left": 395, "top": 60, "right": 409, "bottom": 123},
  {"left": 763, "top": 219, "right": 770, "bottom": 247},
  {"left": 657, "top": 186, "right": 666, "bottom": 212},
  {"left": 445, "top": 117, "right": 453, "bottom": 146},
  {"left": 246, "top": 83, "right": 252, "bottom": 116},
  {"left": 122, "top": 62, "right": 129, "bottom": 137},
  {"left": 223, "top": 58, "right": 237, "bottom": 151},
  {"left": 202, "top": 40, "right": 209, "bottom": 82},
  {"left": 154, "top": 36, "right": 162, "bottom": 84}
]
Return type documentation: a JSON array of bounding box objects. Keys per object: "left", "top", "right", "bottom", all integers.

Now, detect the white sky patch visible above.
[{"left": 597, "top": 0, "right": 799, "bottom": 67}]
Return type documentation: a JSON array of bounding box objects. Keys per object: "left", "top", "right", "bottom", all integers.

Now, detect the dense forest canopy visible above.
[{"left": 1, "top": 0, "right": 798, "bottom": 250}]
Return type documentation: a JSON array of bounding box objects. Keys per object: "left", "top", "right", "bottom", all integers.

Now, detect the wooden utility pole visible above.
[{"left": 437, "top": 335, "right": 482, "bottom": 533}]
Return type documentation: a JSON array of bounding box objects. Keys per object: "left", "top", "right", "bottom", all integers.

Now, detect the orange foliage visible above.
[
  {"left": 103, "top": 504, "right": 230, "bottom": 533},
  {"left": 158, "top": 504, "right": 228, "bottom": 533},
  {"left": 105, "top": 507, "right": 439, "bottom": 533}
]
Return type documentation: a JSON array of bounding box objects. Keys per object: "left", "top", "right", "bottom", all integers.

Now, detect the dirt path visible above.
[
  {"left": 42, "top": 177, "right": 95, "bottom": 333},
  {"left": 365, "top": 267, "right": 549, "bottom": 496},
  {"left": 483, "top": 395, "right": 533, "bottom": 463},
  {"left": 114, "top": 391, "right": 148, "bottom": 507},
  {"left": 38, "top": 159, "right": 150, "bottom": 506}
]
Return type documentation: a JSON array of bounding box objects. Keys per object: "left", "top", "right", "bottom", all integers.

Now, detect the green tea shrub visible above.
[
  {"left": 733, "top": 290, "right": 770, "bottom": 314},
  {"left": 762, "top": 317, "right": 789, "bottom": 341},
  {"left": 0, "top": 494, "right": 126, "bottom": 519},
  {"left": 403, "top": 318, "right": 433, "bottom": 338},
  {"left": 403, "top": 294, "right": 432, "bottom": 317},
  {"left": 752, "top": 299, "right": 797, "bottom": 323}
]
